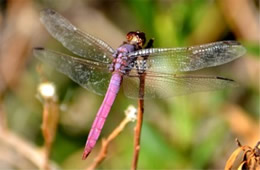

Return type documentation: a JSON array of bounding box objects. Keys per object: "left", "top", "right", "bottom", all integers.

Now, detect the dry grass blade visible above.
[
  {"left": 225, "top": 139, "right": 260, "bottom": 170},
  {"left": 237, "top": 161, "right": 246, "bottom": 170},
  {"left": 37, "top": 68, "right": 59, "bottom": 170},
  {"left": 225, "top": 147, "right": 243, "bottom": 170}
]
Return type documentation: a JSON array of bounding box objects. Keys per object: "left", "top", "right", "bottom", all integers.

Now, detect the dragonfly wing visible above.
[
  {"left": 34, "top": 48, "right": 111, "bottom": 95},
  {"left": 128, "top": 41, "right": 246, "bottom": 73},
  {"left": 40, "top": 9, "right": 114, "bottom": 63},
  {"left": 123, "top": 72, "right": 238, "bottom": 99}
]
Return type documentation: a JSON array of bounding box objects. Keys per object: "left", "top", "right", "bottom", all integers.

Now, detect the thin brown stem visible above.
[
  {"left": 132, "top": 99, "right": 144, "bottom": 170},
  {"left": 0, "top": 98, "right": 7, "bottom": 131},
  {"left": 0, "top": 128, "right": 58, "bottom": 169},
  {"left": 87, "top": 106, "right": 136, "bottom": 170},
  {"left": 132, "top": 75, "right": 145, "bottom": 170},
  {"left": 41, "top": 99, "right": 59, "bottom": 170},
  {"left": 37, "top": 79, "right": 59, "bottom": 170},
  {"left": 0, "top": 83, "right": 7, "bottom": 131}
]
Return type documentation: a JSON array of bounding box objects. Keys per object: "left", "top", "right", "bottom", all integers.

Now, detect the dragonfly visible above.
[{"left": 34, "top": 9, "right": 246, "bottom": 159}]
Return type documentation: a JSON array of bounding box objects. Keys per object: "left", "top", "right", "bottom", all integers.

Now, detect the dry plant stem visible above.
[
  {"left": 0, "top": 128, "right": 58, "bottom": 169},
  {"left": 131, "top": 99, "right": 144, "bottom": 170},
  {"left": 132, "top": 75, "right": 145, "bottom": 170},
  {"left": 42, "top": 101, "right": 50, "bottom": 170},
  {"left": 87, "top": 117, "right": 132, "bottom": 170},
  {"left": 41, "top": 99, "right": 59, "bottom": 170},
  {"left": 0, "top": 128, "right": 45, "bottom": 168},
  {"left": 0, "top": 98, "right": 7, "bottom": 131}
]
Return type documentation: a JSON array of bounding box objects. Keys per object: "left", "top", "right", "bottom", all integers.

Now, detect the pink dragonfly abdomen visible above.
[{"left": 82, "top": 73, "right": 122, "bottom": 159}]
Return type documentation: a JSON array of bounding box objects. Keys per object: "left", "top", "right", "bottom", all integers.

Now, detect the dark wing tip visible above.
[
  {"left": 216, "top": 76, "right": 234, "bottom": 82},
  {"left": 216, "top": 76, "right": 240, "bottom": 88},
  {"left": 33, "top": 47, "right": 45, "bottom": 59},
  {"left": 34, "top": 47, "right": 45, "bottom": 51}
]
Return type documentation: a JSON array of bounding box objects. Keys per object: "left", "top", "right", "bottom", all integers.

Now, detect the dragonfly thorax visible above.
[
  {"left": 109, "top": 32, "right": 151, "bottom": 75},
  {"left": 109, "top": 44, "right": 136, "bottom": 74}
]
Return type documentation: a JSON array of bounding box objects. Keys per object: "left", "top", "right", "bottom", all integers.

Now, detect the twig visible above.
[
  {"left": 41, "top": 98, "right": 59, "bottom": 170},
  {"left": 0, "top": 128, "right": 44, "bottom": 167},
  {"left": 87, "top": 105, "right": 137, "bottom": 170},
  {"left": 132, "top": 75, "right": 145, "bottom": 170},
  {"left": 37, "top": 80, "right": 59, "bottom": 170},
  {"left": 132, "top": 99, "right": 144, "bottom": 170},
  {"left": 0, "top": 96, "right": 7, "bottom": 131},
  {"left": 0, "top": 128, "right": 58, "bottom": 169},
  {"left": 0, "top": 72, "right": 7, "bottom": 131}
]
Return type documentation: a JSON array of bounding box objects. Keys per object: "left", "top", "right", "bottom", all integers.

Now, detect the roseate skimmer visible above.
[{"left": 34, "top": 9, "right": 246, "bottom": 159}]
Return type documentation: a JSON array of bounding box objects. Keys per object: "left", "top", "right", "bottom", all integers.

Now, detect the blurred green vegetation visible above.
[{"left": 0, "top": 0, "right": 259, "bottom": 169}]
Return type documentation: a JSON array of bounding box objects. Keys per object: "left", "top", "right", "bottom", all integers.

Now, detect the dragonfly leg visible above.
[
  {"left": 109, "top": 60, "right": 115, "bottom": 72},
  {"left": 112, "top": 50, "right": 118, "bottom": 58},
  {"left": 145, "top": 38, "right": 154, "bottom": 48}
]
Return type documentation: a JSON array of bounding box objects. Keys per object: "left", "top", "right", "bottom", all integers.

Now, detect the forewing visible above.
[
  {"left": 123, "top": 72, "right": 238, "bottom": 99},
  {"left": 40, "top": 8, "right": 114, "bottom": 63},
  {"left": 34, "top": 48, "right": 111, "bottom": 95},
  {"left": 128, "top": 41, "right": 246, "bottom": 73}
]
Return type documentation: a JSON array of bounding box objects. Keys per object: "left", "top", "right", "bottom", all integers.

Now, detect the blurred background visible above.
[{"left": 0, "top": 0, "right": 259, "bottom": 169}]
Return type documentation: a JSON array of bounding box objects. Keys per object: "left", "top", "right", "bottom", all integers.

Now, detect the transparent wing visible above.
[
  {"left": 128, "top": 41, "right": 246, "bottom": 73},
  {"left": 123, "top": 71, "right": 238, "bottom": 99},
  {"left": 40, "top": 8, "right": 114, "bottom": 63},
  {"left": 34, "top": 48, "right": 111, "bottom": 95}
]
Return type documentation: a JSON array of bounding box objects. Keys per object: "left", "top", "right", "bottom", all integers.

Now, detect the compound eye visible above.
[
  {"left": 137, "top": 32, "right": 146, "bottom": 45},
  {"left": 126, "top": 32, "right": 135, "bottom": 41}
]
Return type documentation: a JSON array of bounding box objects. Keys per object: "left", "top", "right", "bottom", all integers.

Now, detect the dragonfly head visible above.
[{"left": 126, "top": 31, "right": 146, "bottom": 47}]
